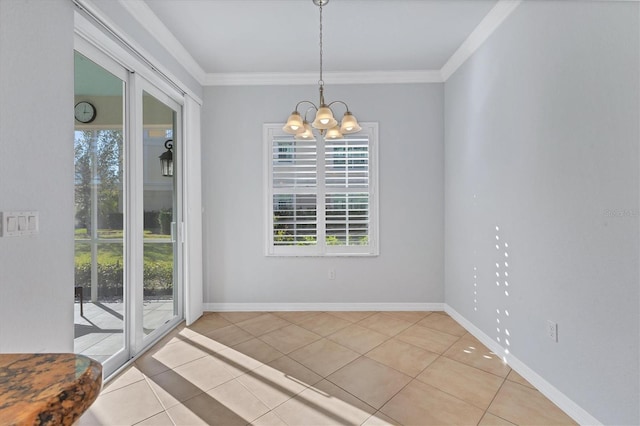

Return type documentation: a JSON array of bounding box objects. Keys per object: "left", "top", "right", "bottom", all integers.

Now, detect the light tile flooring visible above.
[{"left": 78, "top": 311, "right": 577, "bottom": 425}]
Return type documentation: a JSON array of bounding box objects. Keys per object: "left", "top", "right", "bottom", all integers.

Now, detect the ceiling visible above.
[{"left": 134, "top": 0, "right": 499, "bottom": 81}]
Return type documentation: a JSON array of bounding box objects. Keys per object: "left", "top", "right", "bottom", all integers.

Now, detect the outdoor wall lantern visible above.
[{"left": 159, "top": 139, "right": 173, "bottom": 177}]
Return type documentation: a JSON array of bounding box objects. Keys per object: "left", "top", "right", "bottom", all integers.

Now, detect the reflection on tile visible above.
[
  {"left": 442, "top": 335, "right": 511, "bottom": 377},
  {"left": 267, "top": 355, "right": 323, "bottom": 388},
  {"left": 416, "top": 356, "right": 505, "bottom": 409},
  {"left": 488, "top": 381, "right": 577, "bottom": 425},
  {"left": 327, "top": 357, "right": 412, "bottom": 409},
  {"left": 327, "top": 324, "right": 388, "bottom": 354},
  {"left": 365, "top": 338, "right": 439, "bottom": 377},
  {"left": 289, "top": 338, "right": 360, "bottom": 377},
  {"left": 416, "top": 312, "right": 467, "bottom": 336},
  {"left": 274, "top": 379, "right": 376, "bottom": 426},
  {"left": 381, "top": 380, "right": 485, "bottom": 426},
  {"left": 357, "top": 313, "right": 413, "bottom": 337},
  {"left": 396, "top": 324, "right": 459, "bottom": 354}
]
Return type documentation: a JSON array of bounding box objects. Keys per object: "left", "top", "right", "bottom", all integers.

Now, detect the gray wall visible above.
[
  {"left": 0, "top": 0, "right": 202, "bottom": 352},
  {"left": 202, "top": 84, "right": 444, "bottom": 305},
  {"left": 444, "top": 2, "right": 639, "bottom": 424},
  {"left": 0, "top": 0, "right": 75, "bottom": 352}
]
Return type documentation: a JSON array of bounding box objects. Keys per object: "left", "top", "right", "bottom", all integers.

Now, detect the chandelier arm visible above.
[
  {"left": 302, "top": 106, "right": 317, "bottom": 122},
  {"left": 294, "top": 100, "right": 319, "bottom": 112},
  {"left": 327, "top": 100, "right": 351, "bottom": 113}
]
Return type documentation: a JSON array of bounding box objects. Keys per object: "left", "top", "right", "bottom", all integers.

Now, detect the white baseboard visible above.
[
  {"left": 445, "top": 305, "right": 602, "bottom": 426},
  {"left": 204, "top": 302, "right": 444, "bottom": 312}
]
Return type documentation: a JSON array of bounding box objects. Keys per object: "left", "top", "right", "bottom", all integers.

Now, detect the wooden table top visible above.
[{"left": 0, "top": 353, "right": 102, "bottom": 426}]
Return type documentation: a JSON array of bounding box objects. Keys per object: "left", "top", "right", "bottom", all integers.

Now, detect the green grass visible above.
[{"left": 75, "top": 229, "right": 174, "bottom": 295}]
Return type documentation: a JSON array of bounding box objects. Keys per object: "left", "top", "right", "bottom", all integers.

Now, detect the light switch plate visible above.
[{"left": 1, "top": 211, "right": 38, "bottom": 237}]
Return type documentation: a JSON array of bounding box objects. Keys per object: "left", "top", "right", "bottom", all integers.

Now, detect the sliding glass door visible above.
[
  {"left": 137, "top": 82, "right": 182, "bottom": 350},
  {"left": 74, "top": 50, "right": 129, "bottom": 377},
  {"left": 74, "top": 46, "right": 183, "bottom": 377}
]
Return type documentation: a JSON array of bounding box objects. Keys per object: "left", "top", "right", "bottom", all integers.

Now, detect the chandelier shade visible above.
[
  {"left": 339, "top": 111, "right": 362, "bottom": 134},
  {"left": 283, "top": 111, "right": 304, "bottom": 134},
  {"left": 312, "top": 106, "right": 337, "bottom": 130},
  {"left": 325, "top": 126, "right": 343, "bottom": 139},
  {"left": 283, "top": 0, "right": 360, "bottom": 140},
  {"left": 295, "top": 121, "right": 315, "bottom": 140}
]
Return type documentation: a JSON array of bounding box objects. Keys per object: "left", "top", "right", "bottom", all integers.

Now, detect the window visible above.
[{"left": 264, "top": 123, "right": 379, "bottom": 256}]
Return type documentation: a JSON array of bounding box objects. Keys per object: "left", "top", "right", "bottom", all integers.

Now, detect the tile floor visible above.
[{"left": 78, "top": 311, "right": 577, "bottom": 425}]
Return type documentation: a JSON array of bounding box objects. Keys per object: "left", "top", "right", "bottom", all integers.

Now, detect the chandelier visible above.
[{"left": 283, "top": 0, "right": 361, "bottom": 140}]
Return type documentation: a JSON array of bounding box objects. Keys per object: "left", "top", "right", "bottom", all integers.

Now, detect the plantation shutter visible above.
[
  {"left": 265, "top": 123, "right": 378, "bottom": 256},
  {"left": 271, "top": 137, "right": 318, "bottom": 247},
  {"left": 325, "top": 137, "right": 371, "bottom": 249}
]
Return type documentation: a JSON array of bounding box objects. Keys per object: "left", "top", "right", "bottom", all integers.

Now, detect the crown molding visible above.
[
  {"left": 119, "top": 0, "right": 522, "bottom": 87},
  {"left": 117, "top": 0, "right": 206, "bottom": 85},
  {"left": 441, "top": 0, "right": 522, "bottom": 81},
  {"left": 204, "top": 70, "right": 444, "bottom": 86}
]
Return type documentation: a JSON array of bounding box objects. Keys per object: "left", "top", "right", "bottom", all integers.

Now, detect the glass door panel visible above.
[
  {"left": 141, "top": 90, "right": 179, "bottom": 339},
  {"left": 74, "top": 51, "right": 127, "bottom": 376}
]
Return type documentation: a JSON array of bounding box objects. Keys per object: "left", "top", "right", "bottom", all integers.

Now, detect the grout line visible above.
[{"left": 480, "top": 375, "right": 510, "bottom": 425}]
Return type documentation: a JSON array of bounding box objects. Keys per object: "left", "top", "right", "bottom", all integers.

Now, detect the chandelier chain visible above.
[{"left": 319, "top": 2, "right": 324, "bottom": 87}]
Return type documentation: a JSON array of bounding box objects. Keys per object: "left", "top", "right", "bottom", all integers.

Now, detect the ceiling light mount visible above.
[{"left": 283, "top": 0, "right": 361, "bottom": 140}]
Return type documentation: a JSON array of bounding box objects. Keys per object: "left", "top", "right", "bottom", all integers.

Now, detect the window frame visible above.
[{"left": 264, "top": 122, "right": 379, "bottom": 257}]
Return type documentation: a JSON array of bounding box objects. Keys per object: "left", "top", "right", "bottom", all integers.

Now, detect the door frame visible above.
[{"left": 130, "top": 74, "right": 184, "bottom": 355}]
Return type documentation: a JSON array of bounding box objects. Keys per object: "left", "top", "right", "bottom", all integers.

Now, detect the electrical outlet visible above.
[
  {"left": 328, "top": 269, "right": 336, "bottom": 280},
  {"left": 547, "top": 320, "right": 558, "bottom": 342}
]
